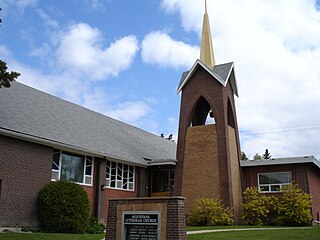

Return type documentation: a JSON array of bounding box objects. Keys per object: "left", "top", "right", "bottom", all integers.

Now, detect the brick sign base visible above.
[{"left": 105, "top": 197, "right": 186, "bottom": 240}]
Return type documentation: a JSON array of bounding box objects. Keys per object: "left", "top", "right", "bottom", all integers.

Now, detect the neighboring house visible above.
[
  {"left": 0, "top": 82, "right": 176, "bottom": 227},
  {"left": 241, "top": 156, "right": 320, "bottom": 221}
]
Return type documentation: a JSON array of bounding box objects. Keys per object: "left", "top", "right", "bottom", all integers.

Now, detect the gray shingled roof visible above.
[
  {"left": 177, "top": 60, "right": 238, "bottom": 97},
  {"left": 0, "top": 82, "right": 176, "bottom": 166},
  {"left": 240, "top": 156, "right": 320, "bottom": 169}
]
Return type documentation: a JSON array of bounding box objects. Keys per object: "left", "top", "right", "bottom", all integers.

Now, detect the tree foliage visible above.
[
  {"left": 241, "top": 151, "right": 248, "bottom": 160},
  {"left": 38, "top": 180, "right": 90, "bottom": 233},
  {"left": 242, "top": 187, "right": 273, "bottom": 225},
  {"left": 187, "top": 198, "right": 234, "bottom": 226},
  {"left": 262, "top": 149, "right": 272, "bottom": 159},
  {"left": 0, "top": 60, "right": 20, "bottom": 88},
  {"left": 253, "top": 153, "right": 262, "bottom": 160},
  {"left": 272, "top": 184, "right": 312, "bottom": 226}
]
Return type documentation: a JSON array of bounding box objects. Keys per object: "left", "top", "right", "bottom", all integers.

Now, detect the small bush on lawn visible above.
[
  {"left": 86, "top": 216, "right": 106, "bottom": 234},
  {"left": 38, "top": 180, "right": 90, "bottom": 233},
  {"left": 242, "top": 187, "right": 273, "bottom": 225},
  {"left": 272, "top": 184, "right": 312, "bottom": 226},
  {"left": 187, "top": 198, "right": 234, "bottom": 226}
]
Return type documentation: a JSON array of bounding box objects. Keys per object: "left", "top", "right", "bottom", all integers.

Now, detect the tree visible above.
[
  {"left": 272, "top": 184, "right": 312, "bottom": 226},
  {"left": 0, "top": 60, "right": 20, "bottom": 88},
  {"left": 253, "top": 153, "right": 262, "bottom": 160},
  {"left": 262, "top": 149, "right": 272, "bottom": 159},
  {"left": 241, "top": 151, "right": 248, "bottom": 160}
]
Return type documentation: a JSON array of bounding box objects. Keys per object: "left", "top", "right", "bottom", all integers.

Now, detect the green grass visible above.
[
  {"left": 0, "top": 233, "right": 104, "bottom": 240},
  {"left": 187, "top": 227, "right": 320, "bottom": 240},
  {"left": 1, "top": 227, "right": 319, "bottom": 240},
  {"left": 187, "top": 225, "right": 281, "bottom": 231}
]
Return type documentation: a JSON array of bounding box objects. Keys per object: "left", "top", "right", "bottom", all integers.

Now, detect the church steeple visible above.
[{"left": 200, "top": 0, "right": 216, "bottom": 69}]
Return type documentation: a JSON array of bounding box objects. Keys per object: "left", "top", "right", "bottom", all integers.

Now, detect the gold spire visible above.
[{"left": 200, "top": 0, "right": 216, "bottom": 69}]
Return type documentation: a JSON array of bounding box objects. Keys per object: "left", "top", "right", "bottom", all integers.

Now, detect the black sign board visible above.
[{"left": 123, "top": 213, "right": 159, "bottom": 240}]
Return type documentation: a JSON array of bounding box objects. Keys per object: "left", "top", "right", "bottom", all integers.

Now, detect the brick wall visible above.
[
  {"left": 106, "top": 197, "right": 186, "bottom": 240},
  {"left": 104, "top": 188, "right": 137, "bottom": 223},
  {"left": 241, "top": 164, "right": 298, "bottom": 190},
  {"left": 306, "top": 165, "right": 320, "bottom": 220},
  {"left": 181, "top": 124, "right": 220, "bottom": 211},
  {"left": 0, "top": 135, "right": 52, "bottom": 227},
  {"left": 82, "top": 185, "right": 95, "bottom": 215},
  {"left": 174, "top": 66, "right": 242, "bottom": 223},
  {"left": 228, "top": 126, "right": 243, "bottom": 222}
]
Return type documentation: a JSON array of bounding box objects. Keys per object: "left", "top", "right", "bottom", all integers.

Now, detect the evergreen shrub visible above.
[{"left": 38, "top": 180, "right": 90, "bottom": 233}]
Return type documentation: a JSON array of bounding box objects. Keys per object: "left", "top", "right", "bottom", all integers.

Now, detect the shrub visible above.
[
  {"left": 86, "top": 216, "right": 106, "bottom": 234},
  {"left": 272, "top": 184, "right": 312, "bottom": 226},
  {"left": 38, "top": 180, "right": 90, "bottom": 233},
  {"left": 242, "top": 187, "right": 273, "bottom": 225},
  {"left": 187, "top": 198, "right": 233, "bottom": 226}
]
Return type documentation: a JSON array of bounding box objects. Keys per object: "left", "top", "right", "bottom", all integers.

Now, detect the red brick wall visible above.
[
  {"left": 82, "top": 185, "right": 95, "bottom": 215},
  {"left": 0, "top": 135, "right": 52, "bottom": 227},
  {"left": 241, "top": 164, "right": 299, "bottom": 191},
  {"left": 306, "top": 165, "right": 320, "bottom": 220},
  {"left": 104, "top": 188, "right": 137, "bottom": 223}
]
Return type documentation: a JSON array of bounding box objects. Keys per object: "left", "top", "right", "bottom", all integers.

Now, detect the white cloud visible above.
[
  {"left": 161, "top": 0, "right": 320, "bottom": 158},
  {"left": 81, "top": 87, "right": 151, "bottom": 123},
  {"left": 141, "top": 31, "right": 199, "bottom": 69},
  {"left": 0, "top": 0, "right": 38, "bottom": 13},
  {"left": 57, "top": 23, "right": 139, "bottom": 80},
  {"left": 36, "top": 8, "right": 59, "bottom": 29}
]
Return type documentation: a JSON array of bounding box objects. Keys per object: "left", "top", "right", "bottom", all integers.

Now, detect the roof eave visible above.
[{"left": 0, "top": 128, "right": 149, "bottom": 167}]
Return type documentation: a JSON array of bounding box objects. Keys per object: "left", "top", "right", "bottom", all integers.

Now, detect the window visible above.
[
  {"left": 258, "top": 172, "right": 292, "bottom": 193},
  {"left": 106, "top": 160, "right": 134, "bottom": 191},
  {"left": 51, "top": 149, "right": 93, "bottom": 185}
]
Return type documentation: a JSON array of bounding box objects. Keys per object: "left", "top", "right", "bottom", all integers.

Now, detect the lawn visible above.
[
  {"left": 187, "top": 227, "right": 320, "bottom": 240},
  {"left": 0, "top": 227, "right": 319, "bottom": 240},
  {"left": 0, "top": 233, "right": 104, "bottom": 240}
]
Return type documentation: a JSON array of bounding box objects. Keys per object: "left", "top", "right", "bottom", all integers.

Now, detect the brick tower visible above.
[{"left": 173, "top": 1, "right": 242, "bottom": 222}]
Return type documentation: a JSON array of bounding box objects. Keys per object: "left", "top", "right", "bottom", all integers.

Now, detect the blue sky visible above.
[{"left": 1, "top": 0, "right": 320, "bottom": 159}]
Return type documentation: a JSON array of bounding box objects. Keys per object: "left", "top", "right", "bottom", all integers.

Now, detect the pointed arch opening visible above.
[
  {"left": 190, "top": 96, "right": 216, "bottom": 127},
  {"left": 227, "top": 99, "right": 236, "bottom": 129}
]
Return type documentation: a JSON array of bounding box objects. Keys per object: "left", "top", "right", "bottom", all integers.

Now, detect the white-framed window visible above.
[
  {"left": 258, "top": 172, "right": 292, "bottom": 193},
  {"left": 51, "top": 149, "right": 93, "bottom": 186},
  {"left": 106, "top": 160, "right": 134, "bottom": 191}
]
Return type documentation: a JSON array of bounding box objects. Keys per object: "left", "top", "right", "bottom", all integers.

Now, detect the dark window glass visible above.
[{"left": 60, "top": 152, "right": 85, "bottom": 183}]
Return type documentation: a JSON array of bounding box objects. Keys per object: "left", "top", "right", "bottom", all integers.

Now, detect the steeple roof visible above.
[
  {"left": 200, "top": 0, "right": 215, "bottom": 69},
  {"left": 177, "top": 60, "right": 239, "bottom": 97}
]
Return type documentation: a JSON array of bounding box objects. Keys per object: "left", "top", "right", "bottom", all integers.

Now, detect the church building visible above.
[{"left": 1, "top": 1, "right": 320, "bottom": 229}]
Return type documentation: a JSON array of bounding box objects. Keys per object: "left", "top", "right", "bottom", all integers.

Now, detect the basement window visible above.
[{"left": 258, "top": 172, "right": 292, "bottom": 193}]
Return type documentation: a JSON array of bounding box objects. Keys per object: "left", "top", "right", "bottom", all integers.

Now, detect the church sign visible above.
[{"left": 122, "top": 212, "right": 160, "bottom": 240}]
